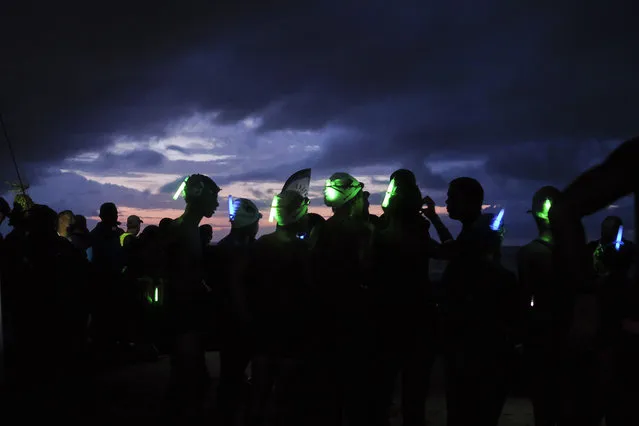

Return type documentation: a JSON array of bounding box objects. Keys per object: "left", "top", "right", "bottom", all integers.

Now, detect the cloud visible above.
[
  {"left": 19, "top": 171, "right": 174, "bottom": 216},
  {"left": 4, "top": 2, "right": 637, "bottom": 177},
  {"left": 2, "top": 1, "right": 637, "bottom": 243},
  {"left": 165, "top": 145, "right": 189, "bottom": 154}
]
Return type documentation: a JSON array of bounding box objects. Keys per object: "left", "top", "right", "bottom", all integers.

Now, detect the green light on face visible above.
[
  {"left": 381, "top": 179, "right": 396, "bottom": 208},
  {"left": 172, "top": 177, "right": 188, "bottom": 200},
  {"left": 269, "top": 196, "right": 279, "bottom": 223},
  {"left": 324, "top": 179, "right": 341, "bottom": 203}
]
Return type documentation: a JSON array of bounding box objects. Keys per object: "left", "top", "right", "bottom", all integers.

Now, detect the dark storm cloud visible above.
[
  {"left": 0, "top": 0, "right": 300, "bottom": 186},
  {"left": 2, "top": 0, "right": 637, "bottom": 193},
  {"left": 486, "top": 140, "right": 617, "bottom": 185}
]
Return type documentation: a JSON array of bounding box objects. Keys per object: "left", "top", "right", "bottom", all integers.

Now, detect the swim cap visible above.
[
  {"left": 324, "top": 172, "right": 364, "bottom": 208},
  {"left": 173, "top": 174, "right": 220, "bottom": 202},
  {"left": 228, "top": 196, "right": 262, "bottom": 228},
  {"left": 390, "top": 169, "right": 417, "bottom": 187},
  {"left": 269, "top": 190, "right": 309, "bottom": 226},
  {"left": 528, "top": 186, "right": 561, "bottom": 221},
  {"left": 382, "top": 175, "right": 422, "bottom": 213}
]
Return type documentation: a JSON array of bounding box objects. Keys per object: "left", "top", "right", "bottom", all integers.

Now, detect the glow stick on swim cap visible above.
[
  {"left": 172, "top": 177, "right": 188, "bottom": 200},
  {"left": 491, "top": 209, "right": 505, "bottom": 231},
  {"left": 268, "top": 196, "right": 278, "bottom": 223},
  {"left": 381, "top": 179, "right": 396, "bottom": 208},
  {"left": 228, "top": 195, "right": 237, "bottom": 221},
  {"left": 615, "top": 225, "right": 624, "bottom": 251},
  {"left": 540, "top": 199, "right": 552, "bottom": 220}
]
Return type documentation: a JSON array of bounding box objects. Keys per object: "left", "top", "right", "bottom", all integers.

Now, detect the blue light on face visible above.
[
  {"left": 615, "top": 225, "right": 623, "bottom": 251},
  {"left": 490, "top": 209, "right": 505, "bottom": 231},
  {"left": 296, "top": 232, "right": 307, "bottom": 240}
]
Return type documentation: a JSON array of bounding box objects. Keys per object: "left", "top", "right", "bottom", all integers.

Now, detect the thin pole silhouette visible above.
[{"left": 0, "top": 113, "right": 26, "bottom": 194}]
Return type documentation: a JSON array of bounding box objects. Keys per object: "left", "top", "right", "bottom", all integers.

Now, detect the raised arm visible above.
[{"left": 550, "top": 137, "right": 639, "bottom": 292}]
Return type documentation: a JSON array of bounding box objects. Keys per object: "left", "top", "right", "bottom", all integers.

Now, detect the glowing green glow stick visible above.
[
  {"left": 268, "top": 196, "right": 278, "bottom": 223},
  {"left": 172, "top": 177, "right": 188, "bottom": 200},
  {"left": 381, "top": 179, "right": 396, "bottom": 208},
  {"left": 536, "top": 198, "right": 552, "bottom": 221},
  {"left": 154, "top": 287, "right": 159, "bottom": 303}
]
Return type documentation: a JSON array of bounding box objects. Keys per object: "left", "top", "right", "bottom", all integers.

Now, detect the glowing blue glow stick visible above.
[
  {"left": 615, "top": 225, "right": 623, "bottom": 250},
  {"left": 491, "top": 209, "right": 505, "bottom": 231},
  {"left": 228, "top": 195, "right": 237, "bottom": 221}
]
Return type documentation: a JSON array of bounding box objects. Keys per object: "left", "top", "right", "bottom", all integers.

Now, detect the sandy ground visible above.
[{"left": 82, "top": 352, "right": 535, "bottom": 426}]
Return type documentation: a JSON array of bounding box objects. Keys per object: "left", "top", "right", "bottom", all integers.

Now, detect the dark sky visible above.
[{"left": 1, "top": 1, "right": 637, "bottom": 242}]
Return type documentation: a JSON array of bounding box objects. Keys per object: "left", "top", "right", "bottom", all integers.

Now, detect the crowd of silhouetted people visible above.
[{"left": 1, "top": 138, "right": 638, "bottom": 426}]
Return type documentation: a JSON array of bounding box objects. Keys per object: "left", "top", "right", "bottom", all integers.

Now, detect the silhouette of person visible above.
[
  {"left": 164, "top": 174, "right": 220, "bottom": 420},
  {"left": 442, "top": 208, "right": 517, "bottom": 426},
  {"left": 373, "top": 168, "right": 442, "bottom": 426},
  {"left": 549, "top": 136, "right": 639, "bottom": 426},
  {"left": 588, "top": 216, "right": 634, "bottom": 278},
  {"left": 215, "top": 197, "right": 262, "bottom": 425},
  {"left": 312, "top": 172, "right": 376, "bottom": 426},
  {"left": 518, "top": 186, "right": 563, "bottom": 426},
  {"left": 240, "top": 189, "right": 317, "bottom": 425},
  {"left": 57, "top": 210, "right": 75, "bottom": 239},
  {"left": 441, "top": 177, "right": 514, "bottom": 426},
  {"left": 120, "top": 215, "right": 143, "bottom": 248}
]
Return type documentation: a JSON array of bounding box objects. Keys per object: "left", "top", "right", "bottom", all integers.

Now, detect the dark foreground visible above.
[{"left": 2, "top": 352, "right": 536, "bottom": 425}]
